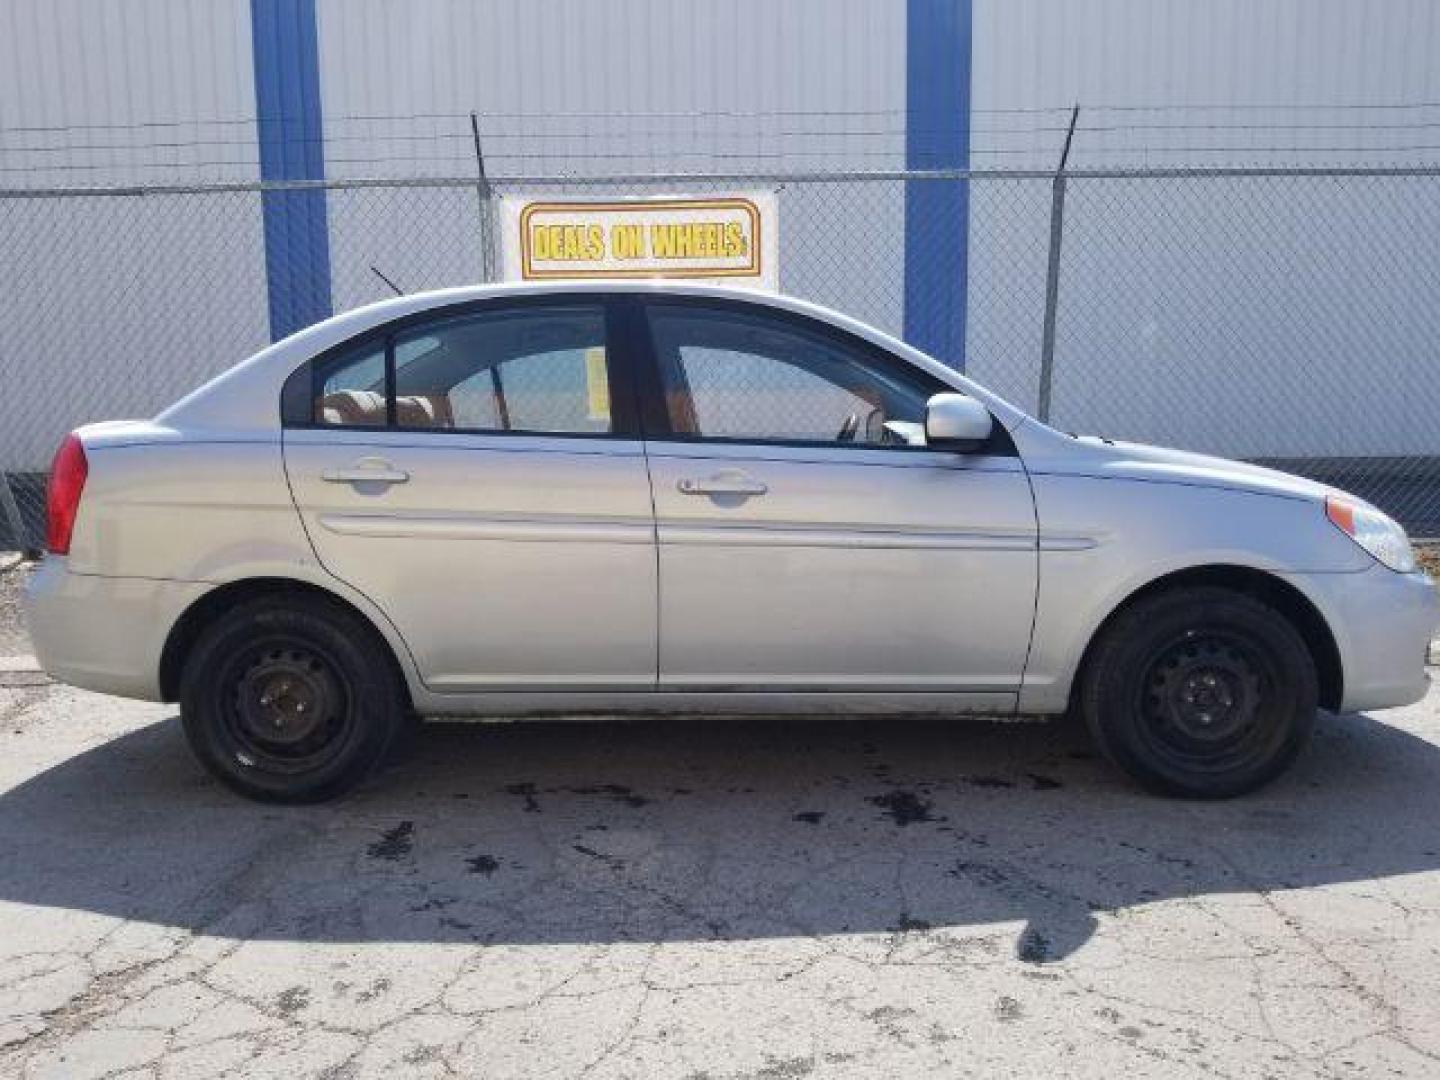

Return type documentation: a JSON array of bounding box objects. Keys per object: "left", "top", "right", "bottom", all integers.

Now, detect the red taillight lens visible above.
[{"left": 45, "top": 432, "right": 88, "bottom": 555}]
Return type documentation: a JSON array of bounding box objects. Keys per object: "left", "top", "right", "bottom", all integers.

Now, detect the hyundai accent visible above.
[{"left": 23, "top": 282, "right": 1437, "bottom": 802}]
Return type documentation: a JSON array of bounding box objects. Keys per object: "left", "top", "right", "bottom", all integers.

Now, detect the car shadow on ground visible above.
[{"left": 1, "top": 709, "right": 1436, "bottom": 962}]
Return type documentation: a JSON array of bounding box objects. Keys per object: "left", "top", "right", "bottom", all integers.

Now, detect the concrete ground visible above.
[{"left": 1, "top": 654, "right": 1439, "bottom": 1079}]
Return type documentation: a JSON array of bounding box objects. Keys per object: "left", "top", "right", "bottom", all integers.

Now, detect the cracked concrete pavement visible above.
[{"left": 2, "top": 645, "right": 1440, "bottom": 1077}]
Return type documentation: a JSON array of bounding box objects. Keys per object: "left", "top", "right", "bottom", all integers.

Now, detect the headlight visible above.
[{"left": 1325, "top": 494, "right": 1417, "bottom": 573}]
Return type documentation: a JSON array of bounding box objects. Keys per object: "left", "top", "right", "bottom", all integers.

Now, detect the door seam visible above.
[{"left": 639, "top": 437, "right": 662, "bottom": 688}]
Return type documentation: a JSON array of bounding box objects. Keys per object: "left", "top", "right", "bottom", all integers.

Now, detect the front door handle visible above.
[
  {"left": 677, "top": 472, "right": 768, "bottom": 497},
  {"left": 322, "top": 458, "right": 410, "bottom": 485}
]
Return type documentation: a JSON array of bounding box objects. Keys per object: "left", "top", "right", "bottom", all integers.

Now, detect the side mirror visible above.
[{"left": 924, "top": 393, "right": 993, "bottom": 451}]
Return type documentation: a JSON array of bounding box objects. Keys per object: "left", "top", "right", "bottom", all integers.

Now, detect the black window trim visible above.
[
  {"left": 626, "top": 293, "right": 1017, "bottom": 458},
  {"left": 280, "top": 292, "right": 644, "bottom": 440}
]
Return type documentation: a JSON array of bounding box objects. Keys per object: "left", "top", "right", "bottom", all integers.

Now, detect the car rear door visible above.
[
  {"left": 631, "top": 296, "right": 1037, "bottom": 702},
  {"left": 282, "top": 296, "right": 657, "bottom": 692}
]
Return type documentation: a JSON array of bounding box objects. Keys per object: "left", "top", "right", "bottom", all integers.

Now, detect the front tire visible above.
[
  {"left": 179, "top": 594, "right": 407, "bottom": 803},
  {"left": 1079, "top": 586, "right": 1318, "bottom": 798}
]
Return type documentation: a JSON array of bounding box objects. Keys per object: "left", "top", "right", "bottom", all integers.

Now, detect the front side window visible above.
[{"left": 645, "top": 304, "right": 935, "bottom": 446}]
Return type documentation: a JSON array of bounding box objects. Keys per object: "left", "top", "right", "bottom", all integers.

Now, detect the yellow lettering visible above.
[
  {"left": 723, "top": 221, "right": 746, "bottom": 257},
  {"left": 645, "top": 220, "right": 747, "bottom": 261},
  {"left": 611, "top": 223, "right": 643, "bottom": 259},
  {"left": 534, "top": 208, "right": 755, "bottom": 270}
]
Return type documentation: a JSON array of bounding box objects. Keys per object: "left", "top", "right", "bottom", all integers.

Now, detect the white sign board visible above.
[{"left": 498, "top": 192, "right": 778, "bottom": 290}]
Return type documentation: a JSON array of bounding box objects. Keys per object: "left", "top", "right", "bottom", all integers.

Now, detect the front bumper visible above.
[
  {"left": 22, "top": 558, "right": 209, "bottom": 701},
  {"left": 1285, "top": 564, "right": 1439, "bottom": 713}
]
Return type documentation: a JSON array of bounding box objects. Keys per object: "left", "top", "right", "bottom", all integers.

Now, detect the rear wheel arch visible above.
[
  {"left": 1072, "top": 564, "right": 1343, "bottom": 714},
  {"left": 158, "top": 577, "right": 414, "bottom": 707}
]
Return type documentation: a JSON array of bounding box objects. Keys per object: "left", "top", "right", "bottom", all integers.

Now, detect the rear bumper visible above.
[
  {"left": 21, "top": 559, "right": 208, "bottom": 701},
  {"left": 1285, "top": 565, "right": 1439, "bottom": 713}
]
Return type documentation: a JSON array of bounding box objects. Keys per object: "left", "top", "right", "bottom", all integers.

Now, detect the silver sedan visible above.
[{"left": 24, "top": 282, "right": 1438, "bottom": 802}]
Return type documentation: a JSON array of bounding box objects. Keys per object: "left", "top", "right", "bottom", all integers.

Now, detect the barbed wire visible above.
[
  {"left": 7, "top": 102, "right": 1440, "bottom": 184},
  {"left": 8, "top": 99, "right": 1440, "bottom": 136},
  {"left": 19, "top": 115, "right": 1440, "bottom": 155}
]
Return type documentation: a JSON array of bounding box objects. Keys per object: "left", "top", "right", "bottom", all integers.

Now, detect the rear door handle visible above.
[
  {"left": 677, "top": 472, "right": 768, "bottom": 497},
  {"left": 321, "top": 458, "right": 410, "bottom": 485}
]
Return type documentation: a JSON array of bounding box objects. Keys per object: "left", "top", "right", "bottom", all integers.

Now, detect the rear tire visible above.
[
  {"left": 179, "top": 594, "right": 407, "bottom": 803},
  {"left": 1079, "top": 586, "right": 1318, "bottom": 798}
]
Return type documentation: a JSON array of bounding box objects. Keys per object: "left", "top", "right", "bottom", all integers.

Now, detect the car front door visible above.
[
  {"left": 633, "top": 297, "right": 1037, "bottom": 702},
  {"left": 283, "top": 297, "right": 657, "bottom": 692}
]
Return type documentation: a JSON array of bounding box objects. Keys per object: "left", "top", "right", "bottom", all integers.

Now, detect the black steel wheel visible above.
[
  {"left": 224, "top": 642, "right": 352, "bottom": 774},
  {"left": 1080, "top": 586, "right": 1317, "bottom": 798},
  {"left": 180, "top": 593, "right": 407, "bottom": 803}
]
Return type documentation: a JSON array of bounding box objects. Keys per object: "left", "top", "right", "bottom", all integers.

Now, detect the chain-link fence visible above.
[{"left": 2, "top": 166, "right": 1439, "bottom": 573}]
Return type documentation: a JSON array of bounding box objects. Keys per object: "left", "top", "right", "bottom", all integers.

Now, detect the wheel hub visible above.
[
  {"left": 235, "top": 650, "right": 339, "bottom": 750},
  {"left": 1146, "top": 636, "right": 1262, "bottom": 746}
]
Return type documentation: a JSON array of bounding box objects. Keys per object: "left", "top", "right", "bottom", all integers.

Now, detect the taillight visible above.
[{"left": 45, "top": 432, "right": 88, "bottom": 555}]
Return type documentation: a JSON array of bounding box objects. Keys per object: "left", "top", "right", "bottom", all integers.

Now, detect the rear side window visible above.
[
  {"left": 392, "top": 306, "right": 610, "bottom": 434},
  {"left": 294, "top": 303, "right": 615, "bottom": 435},
  {"left": 313, "top": 344, "right": 386, "bottom": 426}
]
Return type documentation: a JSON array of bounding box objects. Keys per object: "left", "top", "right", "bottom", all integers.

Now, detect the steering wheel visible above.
[{"left": 836, "top": 413, "right": 860, "bottom": 442}]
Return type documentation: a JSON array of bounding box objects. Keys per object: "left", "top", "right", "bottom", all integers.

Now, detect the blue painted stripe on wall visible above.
[
  {"left": 904, "top": 0, "right": 972, "bottom": 369},
  {"left": 251, "top": 0, "right": 332, "bottom": 341}
]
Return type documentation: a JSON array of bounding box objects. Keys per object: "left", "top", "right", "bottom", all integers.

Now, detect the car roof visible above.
[{"left": 157, "top": 280, "right": 1028, "bottom": 433}]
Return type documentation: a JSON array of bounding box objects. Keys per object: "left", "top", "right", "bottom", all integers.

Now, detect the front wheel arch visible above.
[
  {"left": 1070, "top": 565, "right": 1343, "bottom": 714},
  {"left": 158, "top": 577, "right": 413, "bottom": 709}
]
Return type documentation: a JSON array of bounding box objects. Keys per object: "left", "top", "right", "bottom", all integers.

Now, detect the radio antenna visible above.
[{"left": 369, "top": 265, "right": 405, "bottom": 297}]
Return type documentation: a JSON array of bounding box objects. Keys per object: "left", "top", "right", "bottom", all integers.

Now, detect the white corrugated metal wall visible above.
[
  {"left": 0, "top": 1, "right": 269, "bottom": 470},
  {"left": 965, "top": 0, "right": 1440, "bottom": 457},
  {"left": 975, "top": 0, "right": 1440, "bottom": 168},
  {"left": 0, "top": 0, "right": 260, "bottom": 186},
  {"left": 311, "top": 0, "right": 908, "bottom": 328},
  {"left": 1, "top": 1, "right": 1438, "bottom": 466}
]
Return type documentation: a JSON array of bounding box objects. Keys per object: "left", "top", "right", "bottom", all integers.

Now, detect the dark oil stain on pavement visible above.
[
  {"left": 750, "top": 1055, "right": 817, "bottom": 1079},
  {"left": 367, "top": 821, "right": 415, "bottom": 861},
  {"left": 867, "top": 789, "right": 943, "bottom": 826},
  {"left": 275, "top": 985, "right": 310, "bottom": 1016},
  {"left": 572, "top": 843, "right": 627, "bottom": 872},
  {"left": 949, "top": 861, "right": 1011, "bottom": 888},
  {"left": 503, "top": 782, "right": 653, "bottom": 810},
  {"left": 995, "top": 995, "right": 1024, "bottom": 1022},
  {"left": 890, "top": 913, "right": 932, "bottom": 932},
  {"left": 505, "top": 782, "right": 541, "bottom": 812},
  {"left": 465, "top": 854, "right": 499, "bottom": 875},
  {"left": 563, "top": 784, "right": 651, "bottom": 807},
  {"left": 966, "top": 775, "right": 1016, "bottom": 789}
]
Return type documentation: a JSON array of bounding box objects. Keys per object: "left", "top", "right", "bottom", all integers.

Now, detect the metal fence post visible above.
[
  {"left": 1037, "top": 106, "right": 1080, "bottom": 424},
  {"left": 470, "top": 111, "right": 499, "bottom": 282},
  {"left": 0, "top": 471, "right": 32, "bottom": 554}
]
